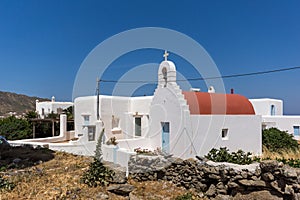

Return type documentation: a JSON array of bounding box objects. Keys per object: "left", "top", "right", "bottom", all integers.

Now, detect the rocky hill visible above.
[{"left": 0, "top": 91, "right": 49, "bottom": 116}]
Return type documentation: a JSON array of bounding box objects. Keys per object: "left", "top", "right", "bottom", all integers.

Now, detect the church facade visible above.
[{"left": 73, "top": 57, "right": 262, "bottom": 167}]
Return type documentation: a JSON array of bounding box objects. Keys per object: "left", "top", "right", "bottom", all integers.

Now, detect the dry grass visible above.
[
  {"left": 261, "top": 146, "right": 300, "bottom": 160},
  {"left": 0, "top": 151, "right": 198, "bottom": 200},
  {"left": 128, "top": 179, "right": 203, "bottom": 200},
  {"left": 2, "top": 152, "right": 97, "bottom": 199}
]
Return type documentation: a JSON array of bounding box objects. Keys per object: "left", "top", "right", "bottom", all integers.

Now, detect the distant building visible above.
[
  {"left": 36, "top": 96, "right": 73, "bottom": 119},
  {"left": 250, "top": 99, "right": 300, "bottom": 140}
]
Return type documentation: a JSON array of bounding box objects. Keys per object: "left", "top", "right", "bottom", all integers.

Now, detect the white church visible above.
[{"left": 73, "top": 54, "right": 262, "bottom": 167}]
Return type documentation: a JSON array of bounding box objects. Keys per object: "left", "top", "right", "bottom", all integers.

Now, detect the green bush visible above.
[
  {"left": 262, "top": 128, "right": 299, "bottom": 152},
  {"left": 175, "top": 192, "right": 193, "bottom": 200},
  {"left": 0, "top": 116, "right": 32, "bottom": 140},
  {"left": 0, "top": 175, "right": 15, "bottom": 191},
  {"left": 205, "top": 147, "right": 253, "bottom": 165},
  {"left": 80, "top": 158, "right": 114, "bottom": 187}
]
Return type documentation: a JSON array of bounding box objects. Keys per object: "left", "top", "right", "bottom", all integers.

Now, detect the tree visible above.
[
  {"left": 63, "top": 106, "right": 74, "bottom": 120},
  {"left": 24, "top": 110, "right": 37, "bottom": 120},
  {"left": 0, "top": 116, "right": 32, "bottom": 140}
]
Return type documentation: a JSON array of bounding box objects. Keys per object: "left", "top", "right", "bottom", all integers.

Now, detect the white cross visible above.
[{"left": 163, "top": 50, "right": 169, "bottom": 61}]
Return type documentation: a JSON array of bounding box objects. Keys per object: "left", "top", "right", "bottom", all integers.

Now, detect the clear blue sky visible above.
[{"left": 0, "top": 0, "right": 299, "bottom": 114}]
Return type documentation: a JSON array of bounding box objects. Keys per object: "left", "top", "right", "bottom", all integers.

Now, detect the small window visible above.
[
  {"left": 294, "top": 126, "right": 300, "bottom": 136},
  {"left": 162, "top": 67, "right": 167, "bottom": 87},
  {"left": 271, "top": 105, "right": 275, "bottom": 116},
  {"left": 112, "top": 115, "right": 120, "bottom": 129},
  {"left": 42, "top": 108, "right": 45, "bottom": 116},
  {"left": 83, "top": 115, "right": 90, "bottom": 125},
  {"left": 221, "top": 129, "right": 228, "bottom": 140},
  {"left": 135, "top": 117, "right": 142, "bottom": 137},
  {"left": 88, "top": 126, "right": 96, "bottom": 141}
]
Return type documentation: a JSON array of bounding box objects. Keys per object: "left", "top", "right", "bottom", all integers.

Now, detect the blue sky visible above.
[{"left": 0, "top": 0, "right": 299, "bottom": 114}]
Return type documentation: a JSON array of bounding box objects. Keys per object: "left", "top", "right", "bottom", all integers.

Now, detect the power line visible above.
[{"left": 100, "top": 65, "right": 300, "bottom": 83}]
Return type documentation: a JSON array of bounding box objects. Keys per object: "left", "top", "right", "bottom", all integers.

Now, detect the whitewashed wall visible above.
[
  {"left": 74, "top": 96, "right": 97, "bottom": 138},
  {"left": 74, "top": 95, "right": 153, "bottom": 141},
  {"left": 190, "top": 115, "right": 262, "bottom": 156},
  {"left": 262, "top": 116, "right": 300, "bottom": 140},
  {"left": 250, "top": 99, "right": 283, "bottom": 116},
  {"left": 148, "top": 87, "right": 192, "bottom": 158}
]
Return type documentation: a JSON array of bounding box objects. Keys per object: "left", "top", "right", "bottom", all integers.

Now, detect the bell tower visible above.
[{"left": 158, "top": 51, "right": 177, "bottom": 88}]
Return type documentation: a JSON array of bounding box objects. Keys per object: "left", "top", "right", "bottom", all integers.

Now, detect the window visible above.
[
  {"left": 271, "top": 105, "right": 275, "bottom": 116},
  {"left": 161, "top": 122, "right": 170, "bottom": 154},
  {"left": 135, "top": 117, "right": 142, "bottom": 137},
  {"left": 221, "top": 129, "right": 228, "bottom": 140},
  {"left": 42, "top": 108, "right": 45, "bottom": 116},
  {"left": 294, "top": 126, "right": 300, "bottom": 137},
  {"left": 88, "top": 126, "right": 96, "bottom": 141},
  {"left": 162, "top": 67, "right": 167, "bottom": 87},
  {"left": 112, "top": 115, "right": 120, "bottom": 129},
  {"left": 83, "top": 115, "right": 90, "bottom": 125}
]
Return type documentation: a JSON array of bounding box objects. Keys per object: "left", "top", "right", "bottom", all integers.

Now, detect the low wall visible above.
[
  {"left": 128, "top": 155, "right": 300, "bottom": 199},
  {"left": 102, "top": 144, "right": 136, "bottom": 172}
]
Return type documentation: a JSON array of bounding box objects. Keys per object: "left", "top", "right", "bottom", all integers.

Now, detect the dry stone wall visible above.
[{"left": 128, "top": 155, "right": 300, "bottom": 199}]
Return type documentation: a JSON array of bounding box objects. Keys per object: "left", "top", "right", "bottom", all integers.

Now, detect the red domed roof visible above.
[{"left": 182, "top": 91, "right": 255, "bottom": 115}]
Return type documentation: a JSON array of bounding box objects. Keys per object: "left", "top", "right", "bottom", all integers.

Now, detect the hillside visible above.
[
  {"left": 0, "top": 91, "right": 49, "bottom": 116},
  {"left": 0, "top": 147, "right": 191, "bottom": 199}
]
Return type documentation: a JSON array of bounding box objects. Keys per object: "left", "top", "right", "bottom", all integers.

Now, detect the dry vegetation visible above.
[
  {"left": 2, "top": 143, "right": 300, "bottom": 199},
  {"left": 0, "top": 149, "right": 196, "bottom": 200},
  {"left": 261, "top": 146, "right": 300, "bottom": 160}
]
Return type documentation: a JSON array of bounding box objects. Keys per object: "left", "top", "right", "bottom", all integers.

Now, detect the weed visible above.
[
  {"left": 0, "top": 175, "right": 15, "bottom": 191},
  {"left": 175, "top": 192, "right": 193, "bottom": 200}
]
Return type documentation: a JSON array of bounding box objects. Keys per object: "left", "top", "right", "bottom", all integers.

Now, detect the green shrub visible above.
[
  {"left": 80, "top": 158, "right": 114, "bottom": 187},
  {"left": 81, "top": 129, "right": 114, "bottom": 187},
  {"left": 175, "top": 192, "right": 193, "bottom": 200},
  {"left": 0, "top": 175, "right": 15, "bottom": 191},
  {"left": 275, "top": 158, "right": 300, "bottom": 168},
  {"left": 262, "top": 128, "right": 299, "bottom": 152},
  {"left": 205, "top": 147, "right": 253, "bottom": 165}
]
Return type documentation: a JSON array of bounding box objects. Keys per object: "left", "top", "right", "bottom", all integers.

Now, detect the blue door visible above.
[
  {"left": 294, "top": 126, "right": 300, "bottom": 136},
  {"left": 161, "top": 122, "right": 170, "bottom": 154}
]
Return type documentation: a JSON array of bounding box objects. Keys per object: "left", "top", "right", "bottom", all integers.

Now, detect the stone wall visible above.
[{"left": 128, "top": 155, "right": 300, "bottom": 199}]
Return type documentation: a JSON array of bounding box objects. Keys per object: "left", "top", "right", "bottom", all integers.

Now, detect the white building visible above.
[
  {"left": 250, "top": 99, "right": 300, "bottom": 140},
  {"left": 73, "top": 56, "right": 262, "bottom": 167},
  {"left": 74, "top": 95, "right": 153, "bottom": 141},
  {"left": 36, "top": 96, "right": 73, "bottom": 119}
]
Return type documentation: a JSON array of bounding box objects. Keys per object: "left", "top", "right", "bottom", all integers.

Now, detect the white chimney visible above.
[
  {"left": 208, "top": 86, "right": 215, "bottom": 93},
  {"left": 190, "top": 88, "right": 201, "bottom": 92}
]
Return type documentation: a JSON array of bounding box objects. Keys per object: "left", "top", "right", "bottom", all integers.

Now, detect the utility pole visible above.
[{"left": 96, "top": 78, "right": 100, "bottom": 120}]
